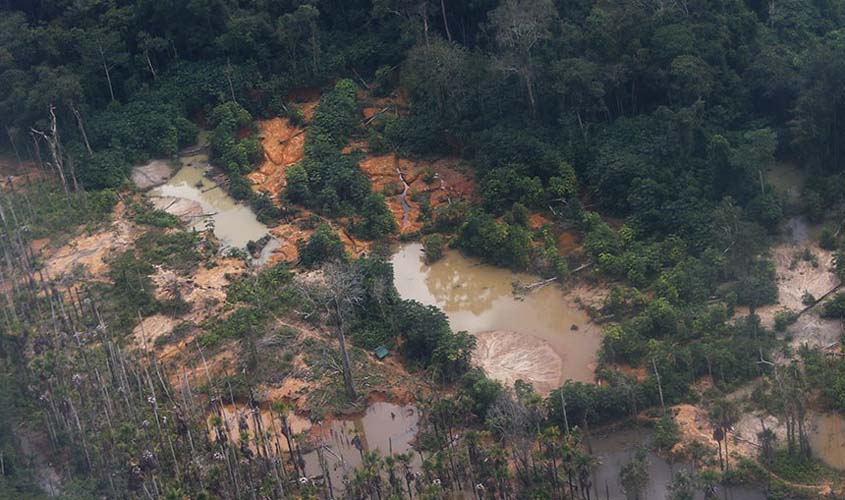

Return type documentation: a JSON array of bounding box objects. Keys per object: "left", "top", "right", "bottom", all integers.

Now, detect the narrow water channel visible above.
[{"left": 391, "top": 243, "right": 602, "bottom": 394}]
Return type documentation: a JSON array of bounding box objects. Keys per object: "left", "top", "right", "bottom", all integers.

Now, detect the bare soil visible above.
[
  {"left": 755, "top": 240, "right": 838, "bottom": 328},
  {"left": 671, "top": 403, "right": 784, "bottom": 463},
  {"left": 474, "top": 330, "right": 563, "bottom": 396},
  {"left": 131, "top": 160, "right": 173, "bottom": 190},
  {"left": 40, "top": 201, "right": 137, "bottom": 279},
  {"left": 247, "top": 117, "right": 308, "bottom": 201}
]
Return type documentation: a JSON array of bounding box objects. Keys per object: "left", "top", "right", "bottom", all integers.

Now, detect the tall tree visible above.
[
  {"left": 299, "top": 261, "right": 364, "bottom": 400},
  {"left": 488, "top": 0, "right": 558, "bottom": 115}
]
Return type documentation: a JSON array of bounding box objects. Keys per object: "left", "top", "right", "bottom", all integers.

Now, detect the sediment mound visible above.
[
  {"left": 132, "top": 160, "right": 173, "bottom": 190},
  {"left": 149, "top": 196, "right": 204, "bottom": 223},
  {"left": 473, "top": 330, "right": 563, "bottom": 396}
]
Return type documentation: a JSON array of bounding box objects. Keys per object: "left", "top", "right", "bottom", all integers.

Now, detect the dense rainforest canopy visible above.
[{"left": 3, "top": 0, "right": 845, "bottom": 498}]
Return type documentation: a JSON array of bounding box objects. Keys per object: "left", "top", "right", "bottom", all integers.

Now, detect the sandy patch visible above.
[
  {"left": 755, "top": 244, "right": 838, "bottom": 328},
  {"left": 149, "top": 196, "right": 204, "bottom": 223},
  {"left": 132, "top": 314, "right": 177, "bottom": 350},
  {"left": 672, "top": 403, "right": 786, "bottom": 464},
  {"left": 131, "top": 160, "right": 173, "bottom": 190},
  {"left": 473, "top": 330, "right": 563, "bottom": 396},
  {"left": 143, "top": 259, "right": 246, "bottom": 369},
  {"left": 788, "top": 312, "right": 843, "bottom": 351},
  {"left": 41, "top": 202, "right": 136, "bottom": 278},
  {"left": 260, "top": 378, "right": 312, "bottom": 403},
  {"left": 268, "top": 221, "right": 312, "bottom": 263},
  {"left": 150, "top": 258, "right": 244, "bottom": 322}
]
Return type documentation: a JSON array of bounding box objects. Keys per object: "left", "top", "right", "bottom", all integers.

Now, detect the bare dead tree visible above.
[
  {"left": 30, "top": 106, "right": 70, "bottom": 197},
  {"left": 440, "top": 0, "right": 452, "bottom": 41},
  {"left": 488, "top": 0, "right": 557, "bottom": 116},
  {"left": 69, "top": 102, "right": 93, "bottom": 154},
  {"left": 97, "top": 39, "right": 116, "bottom": 102},
  {"left": 297, "top": 261, "right": 364, "bottom": 400}
]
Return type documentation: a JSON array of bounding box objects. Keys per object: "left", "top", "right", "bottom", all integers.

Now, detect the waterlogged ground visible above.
[
  {"left": 590, "top": 428, "right": 767, "bottom": 500},
  {"left": 212, "top": 401, "right": 420, "bottom": 492},
  {"left": 391, "top": 243, "right": 602, "bottom": 394}
]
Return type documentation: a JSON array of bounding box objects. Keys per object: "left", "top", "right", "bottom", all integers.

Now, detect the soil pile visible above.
[
  {"left": 131, "top": 160, "right": 173, "bottom": 190},
  {"left": 473, "top": 330, "right": 563, "bottom": 396}
]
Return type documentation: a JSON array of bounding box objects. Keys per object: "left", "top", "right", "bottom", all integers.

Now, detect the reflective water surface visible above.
[
  {"left": 590, "top": 428, "right": 767, "bottom": 500},
  {"left": 391, "top": 243, "right": 602, "bottom": 389},
  {"left": 151, "top": 152, "right": 270, "bottom": 249},
  {"left": 212, "top": 402, "right": 420, "bottom": 491}
]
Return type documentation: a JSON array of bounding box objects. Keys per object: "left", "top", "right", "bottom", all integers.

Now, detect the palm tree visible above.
[{"left": 708, "top": 398, "right": 739, "bottom": 471}]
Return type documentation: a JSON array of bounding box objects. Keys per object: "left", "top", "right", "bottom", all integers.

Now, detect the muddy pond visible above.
[
  {"left": 214, "top": 401, "right": 420, "bottom": 491},
  {"left": 590, "top": 428, "right": 766, "bottom": 500},
  {"left": 146, "top": 148, "right": 279, "bottom": 263},
  {"left": 214, "top": 403, "right": 767, "bottom": 499},
  {"left": 391, "top": 243, "right": 602, "bottom": 394}
]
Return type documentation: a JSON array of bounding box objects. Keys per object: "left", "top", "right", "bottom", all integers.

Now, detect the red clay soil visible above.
[
  {"left": 251, "top": 88, "right": 475, "bottom": 262},
  {"left": 558, "top": 230, "right": 582, "bottom": 256},
  {"left": 529, "top": 213, "right": 551, "bottom": 229},
  {"left": 248, "top": 117, "right": 308, "bottom": 202},
  {"left": 359, "top": 154, "right": 476, "bottom": 234}
]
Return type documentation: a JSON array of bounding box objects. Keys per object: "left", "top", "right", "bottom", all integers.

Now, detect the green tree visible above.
[
  {"left": 352, "top": 193, "right": 396, "bottom": 240},
  {"left": 619, "top": 448, "right": 649, "bottom": 500},
  {"left": 298, "top": 224, "right": 346, "bottom": 269}
]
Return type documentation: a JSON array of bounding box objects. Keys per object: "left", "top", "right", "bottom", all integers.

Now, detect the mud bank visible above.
[{"left": 131, "top": 160, "right": 173, "bottom": 190}]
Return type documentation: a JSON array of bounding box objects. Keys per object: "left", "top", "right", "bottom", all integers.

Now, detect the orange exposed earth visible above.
[
  {"left": 247, "top": 117, "right": 307, "bottom": 201},
  {"left": 360, "top": 153, "right": 476, "bottom": 234},
  {"left": 248, "top": 89, "right": 475, "bottom": 264}
]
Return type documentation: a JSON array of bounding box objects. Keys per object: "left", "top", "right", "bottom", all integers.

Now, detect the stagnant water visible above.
[
  {"left": 809, "top": 412, "right": 845, "bottom": 470},
  {"left": 391, "top": 243, "right": 602, "bottom": 393},
  {"left": 590, "top": 428, "right": 767, "bottom": 500},
  {"left": 213, "top": 402, "right": 419, "bottom": 491},
  {"left": 150, "top": 153, "right": 269, "bottom": 249}
]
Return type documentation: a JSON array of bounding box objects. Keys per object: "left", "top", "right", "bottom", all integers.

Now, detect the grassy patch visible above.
[{"left": 769, "top": 450, "right": 825, "bottom": 484}]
